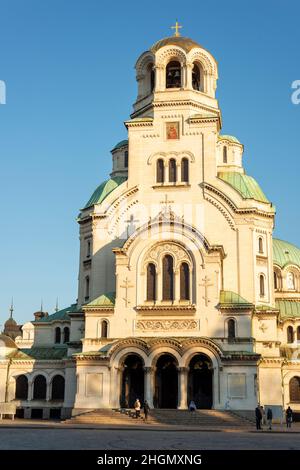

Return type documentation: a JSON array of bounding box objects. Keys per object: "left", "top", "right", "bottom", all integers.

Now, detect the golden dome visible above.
[{"left": 151, "top": 36, "right": 203, "bottom": 53}]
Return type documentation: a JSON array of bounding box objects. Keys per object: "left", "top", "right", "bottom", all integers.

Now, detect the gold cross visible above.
[
  {"left": 171, "top": 19, "right": 182, "bottom": 37},
  {"left": 120, "top": 277, "right": 134, "bottom": 307},
  {"left": 160, "top": 194, "right": 174, "bottom": 212},
  {"left": 199, "top": 276, "right": 213, "bottom": 307}
]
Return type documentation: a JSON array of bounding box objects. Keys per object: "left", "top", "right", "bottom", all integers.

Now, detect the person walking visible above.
[
  {"left": 255, "top": 405, "right": 262, "bottom": 430},
  {"left": 143, "top": 400, "right": 150, "bottom": 422},
  {"left": 286, "top": 406, "right": 293, "bottom": 428},
  {"left": 134, "top": 398, "right": 141, "bottom": 419},
  {"left": 267, "top": 408, "right": 273, "bottom": 430}
]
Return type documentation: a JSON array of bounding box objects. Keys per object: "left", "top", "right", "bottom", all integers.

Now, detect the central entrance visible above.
[
  {"left": 154, "top": 354, "right": 178, "bottom": 408},
  {"left": 188, "top": 354, "right": 213, "bottom": 409},
  {"left": 120, "top": 354, "right": 144, "bottom": 408}
]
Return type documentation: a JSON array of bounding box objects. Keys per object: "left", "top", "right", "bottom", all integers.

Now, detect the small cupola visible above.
[
  {"left": 216, "top": 135, "right": 244, "bottom": 173},
  {"left": 110, "top": 140, "right": 129, "bottom": 178}
]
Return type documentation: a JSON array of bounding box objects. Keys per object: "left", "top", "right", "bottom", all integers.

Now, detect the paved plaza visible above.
[{"left": 0, "top": 425, "right": 299, "bottom": 450}]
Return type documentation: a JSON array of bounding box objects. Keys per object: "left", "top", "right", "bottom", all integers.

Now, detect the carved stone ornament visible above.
[{"left": 136, "top": 319, "right": 198, "bottom": 331}]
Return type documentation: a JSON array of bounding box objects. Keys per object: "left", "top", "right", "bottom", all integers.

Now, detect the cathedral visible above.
[{"left": 1, "top": 28, "right": 300, "bottom": 420}]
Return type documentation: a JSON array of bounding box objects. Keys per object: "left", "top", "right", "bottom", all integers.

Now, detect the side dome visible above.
[
  {"left": 151, "top": 36, "right": 203, "bottom": 53},
  {"left": 0, "top": 334, "right": 17, "bottom": 357},
  {"left": 218, "top": 135, "right": 241, "bottom": 144},
  {"left": 84, "top": 176, "right": 127, "bottom": 209},
  {"left": 273, "top": 239, "right": 300, "bottom": 268}
]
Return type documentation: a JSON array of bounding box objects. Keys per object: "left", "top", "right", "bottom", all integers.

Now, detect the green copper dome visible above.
[
  {"left": 273, "top": 239, "right": 300, "bottom": 268},
  {"left": 218, "top": 172, "right": 270, "bottom": 204},
  {"left": 84, "top": 177, "right": 127, "bottom": 209},
  {"left": 112, "top": 140, "right": 128, "bottom": 151},
  {"left": 218, "top": 135, "right": 241, "bottom": 144}
]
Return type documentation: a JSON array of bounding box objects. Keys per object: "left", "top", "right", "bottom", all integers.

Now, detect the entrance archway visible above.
[
  {"left": 120, "top": 354, "right": 144, "bottom": 408},
  {"left": 188, "top": 354, "right": 213, "bottom": 409},
  {"left": 154, "top": 354, "right": 178, "bottom": 408}
]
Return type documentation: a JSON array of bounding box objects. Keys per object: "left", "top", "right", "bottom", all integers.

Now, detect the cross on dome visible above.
[{"left": 171, "top": 19, "right": 182, "bottom": 37}]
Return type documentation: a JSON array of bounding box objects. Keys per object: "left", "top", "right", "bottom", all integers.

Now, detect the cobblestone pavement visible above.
[{"left": 0, "top": 427, "right": 299, "bottom": 450}]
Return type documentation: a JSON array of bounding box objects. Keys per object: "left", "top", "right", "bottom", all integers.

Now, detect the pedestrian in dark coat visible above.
[
  {"left": 143, "top": 400, "right": 150, "bottom": 422},
  {"left": 255, "top": 405, "right": 262, "bottom": 430},
  {"left": 267, "top": 408, "right": 273, "bottom": 430},
  {"left": 286, "top": 406, "right": 293, "bottom": 428}
]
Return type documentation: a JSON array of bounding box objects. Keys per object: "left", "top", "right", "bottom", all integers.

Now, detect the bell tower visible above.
[{"left": 132, "top": 23, "right": 220, "bottom": 121}]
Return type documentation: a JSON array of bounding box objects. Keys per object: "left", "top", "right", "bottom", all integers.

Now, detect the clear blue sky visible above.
[{"left": 0, "top": 0, "right": 299, "bottom": 325}]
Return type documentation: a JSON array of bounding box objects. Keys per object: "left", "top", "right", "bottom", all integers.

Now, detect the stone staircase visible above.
[
  {"left": 65, "top": 408, "right": 249, "bottom": 428},
  {"left": 146, "top": 409, "right": 248, "bottom": 427}
]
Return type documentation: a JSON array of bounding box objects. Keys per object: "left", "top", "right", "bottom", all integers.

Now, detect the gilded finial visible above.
[{"left": 171, "top": 19, "right": 182, "bottom": 37}]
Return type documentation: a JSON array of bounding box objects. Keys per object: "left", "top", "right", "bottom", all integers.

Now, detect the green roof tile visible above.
[
  {"left": 84, "top": 177, "right": 127, "bottom": 209},
  {"left": 85, "top": 292, "right": 116, "bottom": 308},
  {"left": 219, "top": 290, "right": 254, "bottom": 308},
  {"left": 276, "top": 300, "right": 300, "bottom": 319},
  {"left": 34, "top": 304, "right": 79, "bottom": 323},
  {"left": 273, "top": 239, "right": 300, "bottom": 268},
  {"left": 218, "top": 172, "right": 270, "bottom": 204},
  {"left": 14, "top": 347, "right": 68, "bottom": 360}
]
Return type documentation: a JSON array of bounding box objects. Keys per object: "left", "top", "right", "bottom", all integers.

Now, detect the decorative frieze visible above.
[{"left": 136, "top": 319, "right": 199, "bottom": 332}]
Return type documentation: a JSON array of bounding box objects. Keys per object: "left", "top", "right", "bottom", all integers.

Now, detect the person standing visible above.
[
  {"left": 255, "top": 405, "right": 262, "bottom": 430},
  {"left": 189, "top": 400, "right": 197, "bottom": 412},
  {"left": 143, "top": 400, "right": 150, "bottom": 422},
  {"left": 260, "top": 405, "right": 266, "bottom": 428},
  {"left": 134, "top": 398, "right": 141, "bottom": 419},
  {"left": 286, "top": 406, "right": 293, "bottom": 428},
  {"left": 267, "top": 408, "right": 273, "bottom": 430}
]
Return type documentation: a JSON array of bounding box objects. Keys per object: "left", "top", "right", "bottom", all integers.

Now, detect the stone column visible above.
[
  {"left": 144, "top": 367, "right": 154, "bottom": 408},
  {"left": 28, "top": 381, "right": 33, "bottom": 401},
  {"left": 178, "top": 367, "right": 189, "bottom": 409},
  {"left": 186, "top": 62, "right": 193, "bottom": 90},
  {"left": 110, "top": 366, "right": 122, "bottom": 408}
]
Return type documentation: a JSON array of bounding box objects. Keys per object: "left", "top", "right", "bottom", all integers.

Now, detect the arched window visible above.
[
  {"left": 169, "top": 159, "right": 177, "bottom": 183},
  {"left": 51, "top": 375, "right": 65, "bottom": 400},
  {"left": 258, "top": 237, "right": 264, "bottom": 254},
  {"left": 180, "top": 263, "right": 190, "bottom": 300},
  {"left": 15, "top": 375, "right": 28, "bottom": 400},
  {"left": 289, "top": 377, "right": 300, "bottom": 402},
  {"left": 85, "top": 276, "right": 90, "bottom": 300},
  {"left": 147, "top": 263, "right": 156, "bottom": 301},
  {"left": 150, "top": 67, "right": 155, "bottom": 93},
  {"left": 63, "top": 327, "right": 70, "bottom": 344},
  {"left": 166, "top": 61, "right": 181, "bottom": 88},
  {"left": 287, "top": 326, "right": 294, "bottom": 344},
  {"left": 124, "top": 151, "right": 128, "bottom": 168},
  {"left": 228, "top": 319, "right": 236, "bottom": 340},
  {"left": 297, "top": 326, "right": 300, "bottom": 341},
  {"left": 156, "top": 159, "right": 164, "bottom": 183},
  {"left": 274, "top": 271, "right": 278, "bottom": 290},
  {"left": 54, "top": 327, "right": 61, "bottom": 344},
  {"left": 33, "top": 375, "right": 47, "bottom": 400},
  {"left": 162, "top": 255, "right": 174, "bottom": 301},
  {"left": 192, "top": 64, "right": 201, "bottom": 91},
  {"left": 181, "top": 158, "right": 189, "bottom": 183},
  {"left": 101, "top": 320, "right": 108, "bottom": 338},
  {"left": 287, "top": 272, "right": 295, "bottom": 290},
  {"left": 223, "top": 146, "right": 228, "bottom": 164},
  {"left": 259, "top": 275, "right": 265, "bottom": 297}
]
